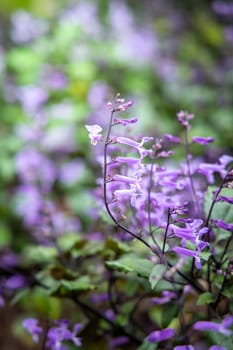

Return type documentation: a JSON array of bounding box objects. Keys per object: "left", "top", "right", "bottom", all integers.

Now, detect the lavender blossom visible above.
[
  {"left": 211, "top": 219, "right": 233, "bottom": 232},
  {"left": 22, "top": 318, "right": 43, "bottom": 343},
  {"left": 85, "top": 124, "right": 103, "bottom": 145},
  {"left": 46, "top": 320, "right": 82, "bottom": 350},
  {"left": 192, "top": 136, "right": 215, "bottom": 145},
  {"left": 193, "top": 315, "right": 233, "bottom": 336},
  {"left": 173, "top": 346, "right": 195, "bottom": 350},
  {"left": 147, "top": 328, "right": 175, "bottom": 342}
]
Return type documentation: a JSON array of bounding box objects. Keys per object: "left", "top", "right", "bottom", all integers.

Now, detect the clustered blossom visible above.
[{"left": 22, "top": 318, "right": 82, "bottom": 349}]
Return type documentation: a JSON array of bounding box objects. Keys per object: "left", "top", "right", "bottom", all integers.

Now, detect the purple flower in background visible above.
[
  {"left": 85, "top": 125, "right": 103, "bottom": 145},
  {"left": 173, "top": 346, "right": 195, "bottom": 350},
  {"left": 5, "top": 275, "right": 26, "bottom": 290},
  {"left": 22, "top": 318, "right": 43, "bottom": 343},
  {"left": 177, "top": 111, "right": 194, "bottom": 128},
  {"left": 46, "top": 320, "right": 82, "bottom": 350},
  {"left": 113, "top": 117, "right": 138, "bottom": 126},
  {"left": 164, "top": 134, "right": 181, "bottom": 143},
  {"left": 193, "top": 315, "right": 233, "bottom": 336},
  {"left": 152, "top": 290, "right": 177, "bottom": 304},
  {"left": 147, "top": 328, "right": 175, "bottom": 342},
  {"left": 192, "top": 136, "right": 215, "bottom": 145},
  {"left": 59, "top": 161, "right": 85, "bottom": 185},
  {"left": 17, "top": 85, "right": 48, "bottom": 114},
  {"left": 211, "top": 219, "right": 233, "bottom": 233},
  {"left": 209, "top": 346, "right": 227, "bottom": 350}
]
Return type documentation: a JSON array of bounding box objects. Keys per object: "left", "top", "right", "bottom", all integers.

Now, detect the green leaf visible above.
[
  {"left": 208, "top": 331, "right": 233, "bottom": 349},
  {"left": 106, "top": 254, "right": 154, "bottom": 278},
  {"left": 197, "top": 292, "right": 214, "bottom": 306},
  {"left": 23, "top": 245, "right": 57, "bottom": 264},
  {"left": 149, "top": 264, "right": 166, "bottom": 290},
  {"left": 105, "top": 237, "right": 131, "bottom": 255},
  {"left": 137, "top": 339, "right": 158, "bottom": 350},
  {"left": 50, "top": 276, "right": 95, "bottom": 297}
]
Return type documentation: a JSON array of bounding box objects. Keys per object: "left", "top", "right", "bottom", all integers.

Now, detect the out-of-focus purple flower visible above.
[
  {"left": 192, "top": 136, "right": 215, "bottom": 145},
  {"left": 211, "top": 219, "right": 233, "bottom": 233},
  {"left": 15, "top": 148, "right": 57, "bottom": 191},
  {"left": 147, "top": 328, "right": 175, "bottom": 342},
  {"left": 59, "top": 161, "right": 85, "bottom": 185},
  {"left": 5, "top": 275, "right": 26, "bottom": 290},
  {"left": 209, "top": 346, "right": 227, "bottom": 350},
  {"left": 108, "top": 336, "right": 129, "bottom": 349},
  {"left": 164, "top": 134, "right": 181, "bottom": 143},
  {"left": 22, "top": 318, "right": 43, "bottom": 343},
  {"left": 88, "top": 81, "right": 109, "bottom": 109},
  {"left": 15, "top": 185, "right": 43, "bottom": 226},
  {"left": 85, "top": 125, "right": 103, "bottom": 145},
  {"left": 0, "top": 294, "right": 5, "bottom": 307},
  {"left": 151, "top": 290, "right": 177, "bottom": 304},
  {"left": 17, "top": 86, "right": 48, "bottom": 114},
  {"left": 173, "top": 346, "right": 195, "bottom": 350},
  {"left": 46, "top": 320, "right": 82, "bottom": 350},
  {"left": 193, "top": 315, "right": 233, "bottom": 336},
  {"left": 157, "top": 150, "right": 174, "bottom": 158},
  {"left": 11, "top": 10, "right": 48, "bottom": 43},
  {"left": 218, "top": 195, "right": 233, "bottom": 205},
  {"left": 197, "top": 155, "right": 233, "bottom": 184},
  {"left": 177, "top": 111, "right": 194, "bottom": 128}
]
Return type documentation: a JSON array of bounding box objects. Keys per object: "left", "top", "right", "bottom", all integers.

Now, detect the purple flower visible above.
[
  {"left": 113, "top": 117, "right": 138, "bottom": 125},
  {"left": 211, "top": 219, "right": 233, "bottom": 233},
  {"left": 147, "top": 328, "right": 175, "bottom": 342},
  {"left": 164, "top": 134, "right": 181, "bottom": 143},
  {"left": 177, "top": 111, "right": 194, "bottom": 128},
  {"left": 46, "top": 320, "right": 82, "bottom": 350},
  {"left": 209, "top": 346, "right": 227, "bottom": 350},
  {"left": 193, "top": 315, "right": 233, "bottom": 336},
  {"left": 152, "top": 290, "right": 177, "bottom": 304},
  {"left": 172, "top": 246, "right": 201, "bottom": 269},
  {"left": 173, "top": 346, "right": 194, "bottom": 350},
  {"left": 218, "top": 195, "right": 233, "bottom": 205},
  {"left": 192, "top": 136, "right": 215, "bottom": 145},
  {"left": 5, "top": 275, "right": 26, "bottom": 290},
  {"left": 85, "top": 124, "right": 103, "bottom": 145},
  {"left": 22, "top": 318, "right": 43, "bottom": 343}
]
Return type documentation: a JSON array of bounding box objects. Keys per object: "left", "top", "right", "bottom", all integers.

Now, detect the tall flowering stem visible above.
[{"left": 103, "top": 97, "right": 153, "bottom": 251}]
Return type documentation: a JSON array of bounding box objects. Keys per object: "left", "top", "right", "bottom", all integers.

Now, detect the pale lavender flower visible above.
[
  {"left": 193, "top": 315, "right": 233, "bottom": 336},
  {"left": 147, "top": 328, "right": 175, "bottom": 342},
  {"left": 172, "top": 246, "right": 201, "bottom": 269},
  {"left": 177, "top": 111, "right": 194, "bottom": 128},
  {"left": 209, "top": 346, "right": 227, "bottom": 350},
  {"left": 85, "top": 125, "right": 103, "bottom": 145},
  {"left": 17, "top": 85, "right": 48, "bottom": 114},
  {"left": 113, "top": 117, "right": 138, "bottom": 125},
  {"left": 22, "top": 318, "right": 43, "bottom": 343},
  {"left": 115, "top": 156, "right": 140, "bottom": 165},
  {"left": 192, "top": 136, "right": 215, "bottom": 145}
]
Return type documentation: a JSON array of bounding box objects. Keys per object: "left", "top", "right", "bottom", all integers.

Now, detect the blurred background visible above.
[{"left": 0, "top": 0, "right": 232, "bottom": 348}]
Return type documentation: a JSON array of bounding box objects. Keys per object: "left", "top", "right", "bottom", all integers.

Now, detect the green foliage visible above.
[{"left": 106, "top": 254, "right": 154, "bottom": 278}]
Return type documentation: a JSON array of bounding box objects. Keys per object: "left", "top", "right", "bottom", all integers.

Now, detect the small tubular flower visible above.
[
  {"left": 22, "top": 318, "right": 43, "bottom": 343},
  {"left": 85, "top": 124, "right": 103, "bottom": 145},
  {"left": 193, "top": 315, "right": 233, "bottom": 336},
  {"left": 147, "top": 328, "right": 175, "bottom": 342},
  {"left": 192, "top": 136, "right": 215, "bottom": 145}
]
